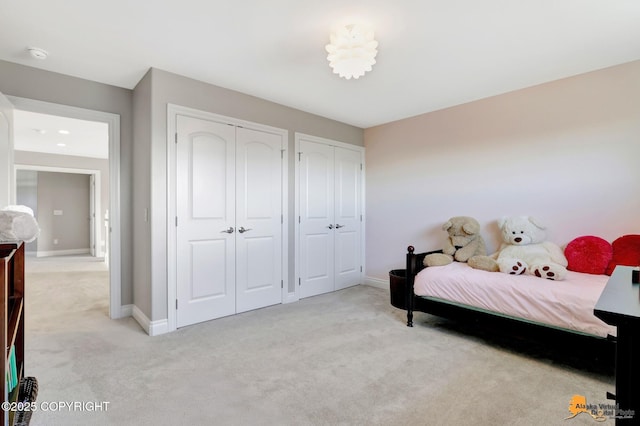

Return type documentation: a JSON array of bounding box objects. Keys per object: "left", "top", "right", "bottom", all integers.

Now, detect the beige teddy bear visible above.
[
  {"left": 468, "top": 216, "right": 568, "bottom": 280},
  {"left": 424, "top": 216, "right": 487, "bottom": 267}
]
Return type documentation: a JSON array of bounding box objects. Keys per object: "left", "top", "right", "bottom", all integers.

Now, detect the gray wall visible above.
[
  {"left": 132, "top": 70, "right": 152, "bottom": 318},
  {"left": 0, "top": 94, "right": 11, "bottom": 206},
  {"left": 136, "top": 68, "right": 364, "bottom": 321},
  {"left": 15, "top": 169, "right": 37, "bottom": 252},
  {"left": 35, "top": 171, "right": 90, "bottom": 253},
  {"left": 14, "top": 150, "right": 110, "bottom": 255},
  {"left": 0, "top": 59, "right": 134, "bottom": 306},
  {"left": 0, "top": 58, "right": 363, "bottom": 325}
]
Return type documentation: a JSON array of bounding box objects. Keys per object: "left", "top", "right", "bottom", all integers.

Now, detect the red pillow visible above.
[
  {"left": 604, "top": 234, "right": 640, "bottom": 275},
  {"left": 564, "top": 236, "right": 612, "bottom": 275}
]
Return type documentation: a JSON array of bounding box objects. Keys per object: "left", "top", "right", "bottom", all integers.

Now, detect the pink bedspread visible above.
[{"left": 414, "top": 262, "right": 616, "bottom": 338}]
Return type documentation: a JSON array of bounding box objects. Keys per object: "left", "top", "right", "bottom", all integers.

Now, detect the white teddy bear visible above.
[{"left": 469, "top": 216, "right": 568, "bottom": 280}]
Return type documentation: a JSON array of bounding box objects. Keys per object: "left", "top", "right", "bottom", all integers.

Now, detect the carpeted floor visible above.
[{"left": 24, "top": 255, "right": 615, "bottom": 425}]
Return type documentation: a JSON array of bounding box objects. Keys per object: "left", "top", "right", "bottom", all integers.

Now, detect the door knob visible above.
[
  {"left": 335, "top": 224, "right": 344, "bottom": 229},
  {"left": 221, "top": 227, "right": 235, "bottom": 234},
  {"left": 238, "top": 227, "right": 252, "bottom": 233},
  {"left": 327, "top": 224, "right": 334, "bottom": 229}
]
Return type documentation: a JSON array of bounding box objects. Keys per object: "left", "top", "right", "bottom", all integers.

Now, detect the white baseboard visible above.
[
  {"left": 131, "top": 305, "right": 149, "bottom": 333},
  {"left": 148, "top": 319, "right": 169, "bottom": 336},
  {"left": 36, "top": 248, "right": 90, "bottom": 257},
  {"left": 149, "top": 319, "right": 169, "bottom": 336},
  {"left": 364, "top": 276, "right": 389, "bottom": 290},
  {"left": 132, "top": 305, "right": 169, "bottom": 336},
  {"left": 118, "top": 304, "right": 134, "bottom": 318},
  {"left": 283, "top": 292, "right": 299, "bottom": 304}
]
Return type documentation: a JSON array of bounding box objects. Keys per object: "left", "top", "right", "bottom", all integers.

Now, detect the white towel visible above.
[{"left": 0, "top": 205, "right": 40, "bottom": 243}]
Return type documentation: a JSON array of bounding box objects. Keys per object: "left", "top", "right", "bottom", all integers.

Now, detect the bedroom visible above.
[{"left": 1, "top": 1, "right": 640, "bottom": 425}]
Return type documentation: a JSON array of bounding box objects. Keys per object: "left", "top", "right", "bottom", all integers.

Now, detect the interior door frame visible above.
[
  {"left": 0, "top": 91, "right": 13, "bottom": 206},
  {"left": 166, "top": 104, "right": 289, "bottom": 332},
  {"left": 89, "top": 174, "right": 96, "bottom": 256},
  {"left": 14, "top": 165, "right": 101, "bottom": 257},
  {"left": 293, "top": 133, "right": 365, "bottom": 303},
  {"left": 7, "top": 96, "right": 123, "bottom": 319}
]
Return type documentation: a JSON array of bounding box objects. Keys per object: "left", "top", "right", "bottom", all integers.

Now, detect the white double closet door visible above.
[
  {"left": 176, "top": 115, "right": 283, "bottom": 328},
  {"left": 299, "top": 139, "right": 362, "bottom": 299}
]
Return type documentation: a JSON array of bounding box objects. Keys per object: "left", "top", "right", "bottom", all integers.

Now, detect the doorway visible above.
[
  {"left": 16, "top": 167, "right": 101, "bottom": 258},
  {"left": 8, "top": 96, "right": 122, "bottom": 319}
]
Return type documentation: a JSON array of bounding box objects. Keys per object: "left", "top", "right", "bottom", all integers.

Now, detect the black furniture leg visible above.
[
  {"left": 406, "top": 246, "right": 416, "bottom": 327},
  {"left": 614, "top": 323, "right": 640, "bottom": 425}
]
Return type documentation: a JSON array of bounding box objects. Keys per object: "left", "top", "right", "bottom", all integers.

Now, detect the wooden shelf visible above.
[
  {"left": 7, "top": 296, "right": 23, "bottom": 355},
  {"left": 0, "top": 242, "right": 26, "bottom": 426}
]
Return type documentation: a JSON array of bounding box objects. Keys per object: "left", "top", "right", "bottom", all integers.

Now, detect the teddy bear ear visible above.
[
  {"left": 462, "top": 219, "right": 480, "bottom": 235},
  {"left": 497, "top": 216, "right": 508, "bottom": 229},
  {"left": 442, "top": 220, "right": 453, "bottom": 231},
  {"left": 527, "top": 216, "right": 547, "bottom": 230}
]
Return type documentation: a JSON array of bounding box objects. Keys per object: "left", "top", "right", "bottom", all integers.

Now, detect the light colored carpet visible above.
[{"left": 23, "top": 256, "right": 615, "bottom": 425}]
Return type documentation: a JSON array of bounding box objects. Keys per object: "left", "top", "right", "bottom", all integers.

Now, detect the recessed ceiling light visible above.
[
  {"left": 58, "top": 129, "right": 70, "bottom": 135},
  {"left": 27, "top": 47, "right": 48, "bottom": 60},
  {"left": 57, "top": 143, "right": 66, "bottom": 147}
]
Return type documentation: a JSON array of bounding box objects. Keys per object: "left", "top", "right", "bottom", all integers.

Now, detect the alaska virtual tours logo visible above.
[{"left": 566, "top": 395, "right": 635, "bottom": 422}]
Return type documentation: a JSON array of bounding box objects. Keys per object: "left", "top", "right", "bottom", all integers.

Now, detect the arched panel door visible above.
[
  {"left": 176, "top": 115, "right": 284, "bottom": 327},
  {"left": 299, "top": 138, "right": 362, "bottom": 299},
  {"left": 235, "top": 127, "right": 283, "bottom": 313},
  {"left": 176, "top": 115, "right": 236, "bottom": 327}
]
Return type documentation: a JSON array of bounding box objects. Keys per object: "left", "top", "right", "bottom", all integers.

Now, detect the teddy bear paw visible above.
[
  {"left": 531, "top": 264, "right": 566, "bottom": 280},
  {"left": 498, "top": 259, "right": 528, "bottom": 275},
  {"left": 424, "top": 253, "right": 454, "bottom": 267}
]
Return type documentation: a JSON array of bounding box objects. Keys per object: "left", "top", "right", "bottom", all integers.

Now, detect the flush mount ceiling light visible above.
[
  {"left": 27, "top": 47, "right": 48, "bottom": 60},
  {"left": 325, "top": 24, "right": 378, "bottom": 80}
]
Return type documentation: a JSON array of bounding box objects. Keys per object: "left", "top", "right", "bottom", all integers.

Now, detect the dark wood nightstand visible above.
[{"left": 595, "top": 265, "right": 640, "bottom": 425}]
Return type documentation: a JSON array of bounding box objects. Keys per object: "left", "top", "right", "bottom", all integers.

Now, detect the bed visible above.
[{"left": 396, "top": 246, "right": 616, "bottom": 340}]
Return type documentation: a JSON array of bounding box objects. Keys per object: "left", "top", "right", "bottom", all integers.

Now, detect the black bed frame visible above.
[
  {"left": 402, "top": 246, "right": 501, "bottom": 328},
  {"left": 401, "top": 245, "right": 615, "bottom": 343},
  {"left": 400, "top": 246, "right": 616, "bottom": 389},
  {"left": 404, "top": 246, "right": 440, "bottom": 327}
]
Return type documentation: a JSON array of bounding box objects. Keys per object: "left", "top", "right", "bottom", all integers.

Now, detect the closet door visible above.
[
  {"left": 235, "top": 127, "right": 283, "bottom": 313},
  {"left": 176, "top": 115, "right": 236, "bottom": 327},
  {"left": 334, "top": 147, "right": 361, "bottom": 290},
  {"left": 299, "top": 140, "right": 362, "bottom": 299},
  {"left": 299, "top": 140, "right": 335, "bottom": 298}
]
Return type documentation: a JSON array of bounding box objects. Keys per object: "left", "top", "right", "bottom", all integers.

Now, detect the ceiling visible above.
[
  {"left": 1, "top": 0, "right": 640, "bottom": 129},
  {"left": 13, "top": 110, "right": 108, "bottom": 159}
]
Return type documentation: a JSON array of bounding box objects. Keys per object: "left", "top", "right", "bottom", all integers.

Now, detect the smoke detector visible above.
[{"left": 27, "top": 47, "right": 48, "bottom": 60}]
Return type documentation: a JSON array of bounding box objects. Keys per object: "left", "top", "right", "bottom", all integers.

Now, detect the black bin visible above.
[{"left": 389, "top": 269, "right": 407, "bottom": 310}]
